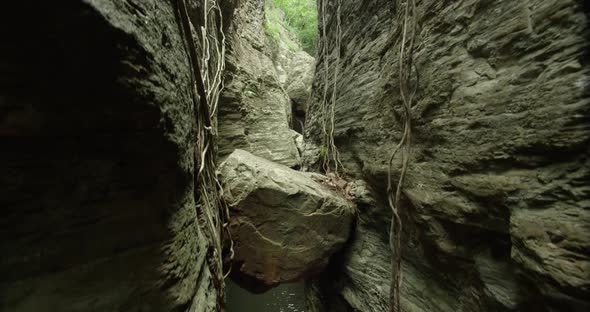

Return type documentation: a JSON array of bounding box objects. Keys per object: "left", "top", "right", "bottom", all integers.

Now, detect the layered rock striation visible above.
[
  {"left": 218, "top": 0, "right": 301, "bottom": 167},
  {"left": 304, "top": 0, "right": 590, "bottom": 311}
]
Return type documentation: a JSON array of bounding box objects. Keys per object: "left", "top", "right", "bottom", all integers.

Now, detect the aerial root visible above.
[
  {"left": 387, "top": 0, "right": 418, "bottom": 311},
  {"left": 175, "top": 0, "right": 233, "bottom": 309}
]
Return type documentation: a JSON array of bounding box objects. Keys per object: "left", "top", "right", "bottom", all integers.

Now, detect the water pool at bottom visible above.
[{"left": 225, "top": 280, "right": 306, "bottom": 312}]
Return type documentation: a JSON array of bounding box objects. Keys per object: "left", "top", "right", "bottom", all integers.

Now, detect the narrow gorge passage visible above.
[{"left": 0, "top": 1, "right": 588, "bottom": 312}]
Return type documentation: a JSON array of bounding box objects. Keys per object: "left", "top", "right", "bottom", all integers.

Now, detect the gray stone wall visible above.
[
  {"left": 305, "top": 1, "right": 589, "bottom": 311},
  {"left": 218, "top": 0, "right": 302, "bottom": 168}
]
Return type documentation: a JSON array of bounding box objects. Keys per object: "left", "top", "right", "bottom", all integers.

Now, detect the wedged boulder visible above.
[
  {"left": 284, "top": 50, "right": 315, "bottom": 112},
  {"left": 219, "top": 149, "right": 355, "bottom": 291}
]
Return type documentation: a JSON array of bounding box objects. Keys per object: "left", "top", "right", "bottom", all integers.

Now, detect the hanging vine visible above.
[
  {"left": 318, "top": 0, "right": 344, "bottom": 176},
  {"left": 387, "top": 0, "right": 418, "bottom": 311},
  {"left": 174, "top": 0, "right": 233, "bottom": 309}
]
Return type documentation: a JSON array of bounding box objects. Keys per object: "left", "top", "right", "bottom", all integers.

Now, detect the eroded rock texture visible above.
[
  {"left": 266, "top": 6, "right": 315, "bottom": 125},
  {"left": 218, "top": 0, "right": 302, "bottom": 167},
  {"left": 305, "top": 0, "right": 589, "bottom": 311},
  {"left": 0, "top": 1, "right": 234, "bottom": 311},
  {"left": 219, "top": 149, "right": 355, "bottom": 292}
]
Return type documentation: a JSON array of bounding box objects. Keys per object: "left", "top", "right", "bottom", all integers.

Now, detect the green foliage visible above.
[
  {"left": 264, "top": 5, "right": 281, "bottom": 39},
  {"left": 319, "top": 145, "right": 328, "bottom": 159},
  {"left": 264, "top": 4, "right": 299, "bottom": 52},
  {"left": 267, "top": 0, "right": 317, "bottom": 55}
]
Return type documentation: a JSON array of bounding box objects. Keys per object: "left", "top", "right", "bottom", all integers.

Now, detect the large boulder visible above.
[
  {"left": 219, "top": 149, "right": 355, "bottom": 291},
  {"left": 275, "top": 48, "right": 315, "bottom": 133},
  {"left": 284, "top": 50, "right": 315, "bottom": 114}
]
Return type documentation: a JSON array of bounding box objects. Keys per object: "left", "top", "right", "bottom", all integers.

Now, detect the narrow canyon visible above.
[{"left": 0, "top": 1, "right": 588, "bottom": 312}]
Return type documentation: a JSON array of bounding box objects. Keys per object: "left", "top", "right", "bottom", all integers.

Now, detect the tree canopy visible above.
[{"left": 268, "top": 0, "right": 317, "bottom": 55}]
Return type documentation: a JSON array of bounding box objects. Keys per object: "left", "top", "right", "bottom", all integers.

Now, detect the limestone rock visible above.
[
  {"left": 265, "top": 1, "right": 315, "bottom": 110},
  {"left": 219, "top": 149, "right": 355, "bottom": 291},
  {"left": 511, "top": 206, "right": 590, "bottom": 302},
  {"left": 218, "top": 0, "right": 300, "bottom": 167},
  {"left": 475, "top": 251, "right": 529, "bottom": 310},
  {"left": 271, "top": 30, "right": 315, "bottom": 113},
  {"left": 265, "top": 4, "right": 315, "bottom": 132},
  {"left": 284, "top": 50, "right": 315, "bottom": 112},
  {"left": 304, "top": 0, "right": 590, "bottom": 311}
]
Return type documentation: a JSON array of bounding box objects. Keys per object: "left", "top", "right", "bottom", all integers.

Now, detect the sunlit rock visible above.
[{"left": 219, "top": 149, "right": 355, "bottom": 292}]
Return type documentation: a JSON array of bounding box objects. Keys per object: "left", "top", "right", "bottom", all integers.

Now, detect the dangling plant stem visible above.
[
  {"left": 175, "top": 0, "right": 233, "bottom": 309},
  {"left": 319, "top": 0, "right": 329, "bottom": 170},
  {"left": 319, "top": 0, "right": 344, "bottom": 176},
  {"left": 387, "top": 0, "right": 418, "bottom": 311}
]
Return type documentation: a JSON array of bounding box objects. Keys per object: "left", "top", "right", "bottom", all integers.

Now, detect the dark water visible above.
[{"left": 226, "top": 280, "right": 306, "bottom": 312}]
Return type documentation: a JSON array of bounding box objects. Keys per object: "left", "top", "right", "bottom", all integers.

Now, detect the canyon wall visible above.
[
  {"left": 218, "top": 0, "right": 300, "bottom": 167},
  {"left": 305, "top": 0, "right": 589, "bottom": 311},
  {"left": 218, "top": 0, "right": 314, "bottom": 167},
  {"left": 1, "top": 0, "right": 587, "bottom": 311},
  {"left": 0, "top": 1, "right": 234, "bottom": 311}
]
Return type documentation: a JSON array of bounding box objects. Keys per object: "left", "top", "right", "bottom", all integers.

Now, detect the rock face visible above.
[
  {"left": 218, "top": 0, "right": 301, "bottom": 167},
  {"left": 219, "top": 149, "right": 355, "bottom": 292},
  {"left": 283, "top": 50, "right": 315, "bottom": 113},
  {"left": 267, "top": 5, "right": 315, "bottom": 120},
  {"left": 283, "top": 50, "right": 315, "bottom": 133},
  {"left": 304, "top": 0, "right": 589, "bottom": 311},
  {"left": 0, "top": 1, "right": 234, "bottom": 311}
]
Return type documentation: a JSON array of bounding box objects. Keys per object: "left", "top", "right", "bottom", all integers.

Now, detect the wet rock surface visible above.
[
  {"left": 304, "top": 0, "right": 589, "bottom": 311},
  {"left": 226, "top": 280, "right": 305, "bottom": 312},
  {"left": 219, "top": 149, "right": 355, "bottom": 292}
]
